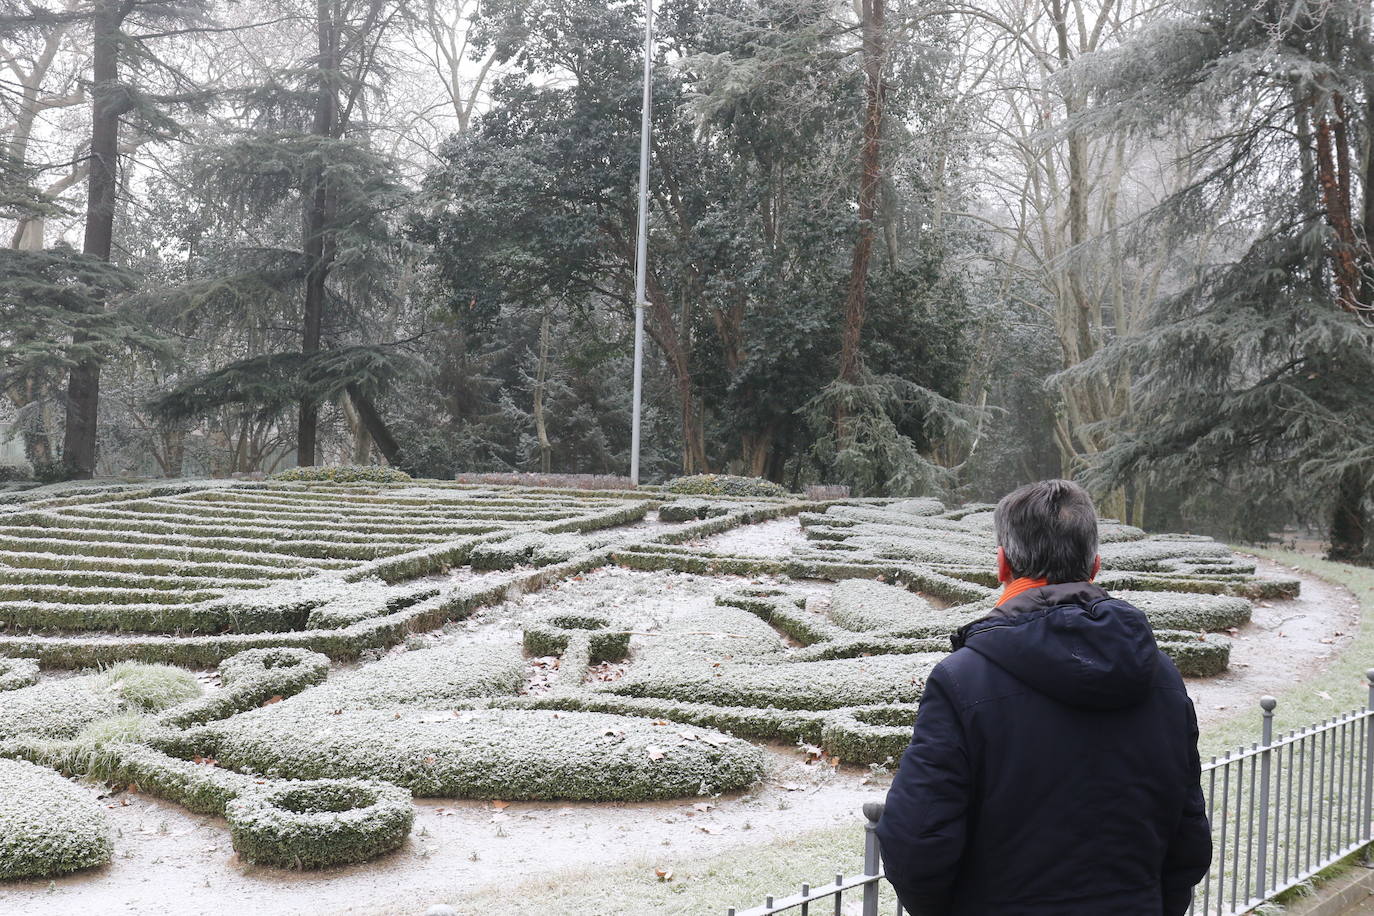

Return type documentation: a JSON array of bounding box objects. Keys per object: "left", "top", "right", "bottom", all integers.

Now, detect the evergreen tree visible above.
[{"left": 1070, "top": 0, "right": 1374, "bottom": 558}]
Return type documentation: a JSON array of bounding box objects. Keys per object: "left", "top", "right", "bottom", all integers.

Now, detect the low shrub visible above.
[
  {"left": 225, "top": 778, "right": 414, "bottom": 869},
  {"left": 523, "top": 612, "right": 631, "bottom": 664},
  {"left": 1155, "top": 631, "right": 1232, "bottom": 677},
  {"left": 658, "top": 500, "right": 730, "bottom": 523},
  {"left": 0, "top": 657, "right": 38, "bottom": 691},
  {"left": 0, "top": 758, "right": 111, "bottom": 879},
  {"left": 663, "top": 475, "right": 789, "bottom": 498},
  {"left": 205, "top": 708, "right": 765, "bottom": 801},
  {"left": 270, "top": 466, "right": 413, "bottom": 484},
  {"left": 821, "top": 705, "right": 917, "bottom": 765},
  {"left": 602, "top": 653, "right": 941, "bottom": 711},
  {"left": 157, "top": 648, "right": 331, "bottom": 729}
]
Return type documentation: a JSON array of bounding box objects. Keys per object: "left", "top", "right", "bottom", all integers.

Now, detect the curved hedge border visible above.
[
  {"left": 0, "top": 657, "right": 38, "bottom": 691},
  {"left": 271, "top": 466, "right": 413, "bottom": 484},
  {"left": 0, "top": 757, "right": 111, "bottom": 879},
  {"left": 157, "top": 648, "right": 331, "bottom": 729},
  {"left": 523, "top": 612, "right": 630, "bottom": 664},
  {"left": 225, "top": 778, "right": 413, "bottom": 869},
  {"left": 664, "top": 475, "right": 789, "bottom": 498}
]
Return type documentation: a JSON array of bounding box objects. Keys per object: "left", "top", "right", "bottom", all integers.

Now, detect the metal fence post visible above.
[
  {"left": 1365, "top": 669, "right": 1374, "bottom": 847},
  {"left": 1256, "top": 696, "right": 1276, "bottom": 900},
  {"left": 862, "top": 801, "right": 884, "bottom": 916}
]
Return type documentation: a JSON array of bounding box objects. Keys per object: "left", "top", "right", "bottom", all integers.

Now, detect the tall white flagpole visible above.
[{"left": 630, "top": 0, "right": 653, "bottom": 486}]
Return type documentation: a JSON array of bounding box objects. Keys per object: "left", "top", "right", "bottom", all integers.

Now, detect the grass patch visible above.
[
  {"left": 99, "top": 662, "right": 203, "bottom": 712},
  {"left": 365, "top": 821, "right": 903, "bottom": 916}
]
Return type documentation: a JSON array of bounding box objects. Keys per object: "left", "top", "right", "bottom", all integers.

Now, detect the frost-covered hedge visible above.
[
  {"left": 821, "top": 705, "right": 916, "bottom": 765},
  {"left": 601, "top": 653, "right": 941, "bottom": 711},
  {"left": 271, "top": 466, "right": 413, "bottom": 484},
  {"left": 523, "top": 612, "right": 630, "bottom": 664},
  {"left": 0, "top": 758, "right": 111, "bottom": 879},
  {"left": 0, "top": 657, "right": 38, "bottom": 691},
  {"left": 157, "top": 648, "right": 331, "bottom": 729},
  {"left": 1154, "top": 631, "right": 1232, "bottom": 677},
  {"left": 1117, "top": 590, "right": 1252, "bottom": 631},
  {"left": 226, "top": 778, "right": 413, "bottom": 869},
  {"left": 203, "top": 708, "right": 764, "bottom": 801},
  {"left": 658, "top": 499, "right": 730, "bottom": 522},
  {"left": 664, "top": 474, "right": 789, "bottom": 498}
]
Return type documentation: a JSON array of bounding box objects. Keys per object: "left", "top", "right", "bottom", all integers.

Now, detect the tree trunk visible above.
[
  {"left": 533, "top": 312, "right": 552, "bottom": 474},
  {"left": 62, "top": 0, "right": 121, "bottom": 480},
  {"left": 345, "top": 383, "right": 402, "bottom": 468},
  {"left": 835, "top": 0, "right": 885, "bottom": 397},
  {"left": 1329, "top": 465, "right": 1368, "bottom": 562},
  {"left": 298, "top": 0, "right": 337, "bottom": 468}
]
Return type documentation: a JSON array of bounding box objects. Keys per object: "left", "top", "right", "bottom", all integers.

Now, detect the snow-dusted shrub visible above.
[
  {"left": 601, "top": 653, "right": 940, "bottom": 711},
  {"left": 271, "top": 466, "right": 413, "bottom": 484},
  {"left": 0, "top": 676, "right": 124, "bottom": 740},
  {"left": 664, "top": 474, "right": 789, "bottom": 498},
  {"left": 1115, "top": 590, "right": 1252, "bottom": 631},
  {"left": 85, "top": 743, "right": 259, "bottom": 815},
  {"left": 821, "top": 705, "right": 916, "bottom": 765},
  {"left": 828, "top": 580, "right": 983, "bottom": 636},
  {"left": 885, "top": 498, "right": 944, "bottom": 516},
  {"left": 157, "top": 648, "right": 331, "bottom": 729},
  {"left": 0, "top": 657, "right": 38, "bottom": 691},
  {"left": 226, "top": 778, "right": 413, "bottom": 869},
  {"left": 0, "top": 758, "right": 111, "bottom": 879},
  {"left": 715, "top": 593, "right": 843, "bottom": 646},
  {"left": 658, "top": 499, "right": 730, "bottom": 522},
  {"left": 523, "top": 611, "right": 630, "bottom": 664},
  {"left": 1154, "top": 631, "right": 1232, "bottom": 677},
  {"left": 1100, "top": 538, "right": 1231, "bottom": 571},
  {"left": 205, "top": 708, "right": 764, "bottom": 801}
]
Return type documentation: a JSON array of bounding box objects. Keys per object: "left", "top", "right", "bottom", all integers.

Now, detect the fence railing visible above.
[{"left": 727, "top": 671, "right": 1374, "bottom": 916}]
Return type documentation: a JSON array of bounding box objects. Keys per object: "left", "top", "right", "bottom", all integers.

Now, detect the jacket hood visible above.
[{"left": 951, "top": 582, "right": 1158, "bottom": 710}]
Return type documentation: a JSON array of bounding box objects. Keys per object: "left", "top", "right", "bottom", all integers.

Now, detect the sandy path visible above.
[{"left": 1188, "top": 555, "right": 1362, "bottom": 730}]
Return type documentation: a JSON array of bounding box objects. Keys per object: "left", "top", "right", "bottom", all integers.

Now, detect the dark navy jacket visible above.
[{"left": 876, "top": 582, "right": 1212, "bottom": 915}]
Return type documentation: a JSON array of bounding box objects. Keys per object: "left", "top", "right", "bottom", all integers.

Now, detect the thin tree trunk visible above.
[
  {"left": 299, "top": 0, "right": 337, "bottom": 468},
  {"left": 533, "top": 312, "right": 552, "bottom": 474},
  {"left": 835, "top": 0, "right": 885, "bottom": 396},
  {"left": 62, "top": 0, "right": 120, "bottom": 480}
]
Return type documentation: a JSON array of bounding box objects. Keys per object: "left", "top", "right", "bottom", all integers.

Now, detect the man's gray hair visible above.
[{"left": 993, "top": 479, "right": 1099, "bottom": 583}]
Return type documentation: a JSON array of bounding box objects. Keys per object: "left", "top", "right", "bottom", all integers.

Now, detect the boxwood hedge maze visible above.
[{"left": 0, "top": 477, "right": 1294, "bottom": 877}]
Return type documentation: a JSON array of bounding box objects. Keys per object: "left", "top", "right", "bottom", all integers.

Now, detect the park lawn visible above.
[{"left": 365, "top": 548, "right": 1372, "bottom": 916}]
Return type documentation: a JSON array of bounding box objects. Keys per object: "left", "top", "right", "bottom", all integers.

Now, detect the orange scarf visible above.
[{"left": 998, "top": 576, "right": 1049, "bottom": 607}]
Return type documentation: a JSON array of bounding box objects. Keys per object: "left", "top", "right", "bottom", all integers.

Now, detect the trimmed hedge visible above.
[
  {"left": 664, "top": 475, "right": 789, "bottom": 498},
  {"left": 0, "top": 758, "right": 111, "bottom": 879},
  {"left": 523, "top": 612, "right": 630, "bottom": 664},
  {"left": 821, "top": 705, "right": 917, "bottom": 765},
  {"left": 601, "top": 653, "right": 941, "bottom": 711},
  {"left": 157, "top": 648, "right": 331, "bottom": 729},
  {"left": 658, "top": 500, "right": 730, "bottom": 523},
  {"left": 271, "top": 466, "right": 413, "bottom": 484},
  {"left": 1155, "top": 631, "right": 1232, "bottom": 677},
  {"left": 0, "top": 657, "right": 38, "bottom": 691},
  {"left": 226, "top": 778, "right": 413, "bottom": 869},
  {"left": 204, "top": 708, "right": 765, "bottom": 801}
]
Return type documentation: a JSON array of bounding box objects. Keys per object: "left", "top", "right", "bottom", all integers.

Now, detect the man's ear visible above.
[
  {"left": 996, "top": 546, "right": 1014, "bottom": 584},
  {"left": 1090, "top": 554, "right": 1101, "bottom": 581}
]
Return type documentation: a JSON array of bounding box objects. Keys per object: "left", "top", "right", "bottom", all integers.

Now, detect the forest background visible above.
[{"left": 2, "top": 0, "right": 1373, "bottom": 560}]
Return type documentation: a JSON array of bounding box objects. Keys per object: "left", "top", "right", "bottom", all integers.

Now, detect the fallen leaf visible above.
[
  {"left": 1318, "top": 691, "right": 1333, "bottom": 700},
  {"left": 261, "top": 695, "right": 283, "bottom": 706},
  {"left": 492, "top": 800, "right": 509, "bottom": 810},
  {"left": 646, "top": 746, "right": 666, "bottom": 761},
  {"left": 655, "top": 867, "right": 674, "bottom": 882}
]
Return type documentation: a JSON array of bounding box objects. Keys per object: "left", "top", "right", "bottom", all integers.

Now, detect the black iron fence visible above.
[{"left": 728, "top": 672, "right": 1374, "bottom": 916}]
